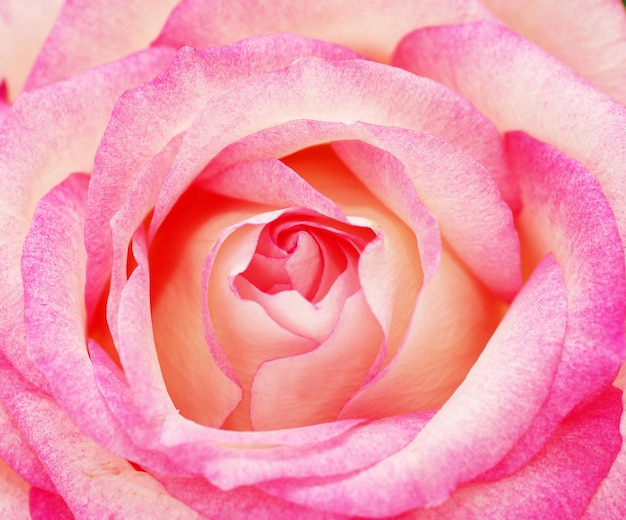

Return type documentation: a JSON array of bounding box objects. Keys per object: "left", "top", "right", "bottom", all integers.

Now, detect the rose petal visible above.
[
  {"left": 21, "top": 174, "right": 127, "bottom": 450},
  {"left": 205, "top": 412, "right": 433, "bottom": 490},
  {"left": 0, "top": 45, "right": 175, "bottom": 390},
  {"left": 338, "top": 246, "right": 501, "bottom": 419},
  {"left": 152, "top": 56, "right": 515, "bottom": 239},
  {"left": 0, "top": 354, "right": 201, "bottom": 519},
  {"left": 85, "top": 35, "right": 360, "bottom": 325},
  {"left": 481, "top": 132, "right": 626, "bottom": 479},
  {"left": 118, "top": 224, "right": 244, "bottom": 429},
  {"left": 481, "top": 0, "right": 626, "bottom": 104},
  {"left": 333, "top": 129, "right": 520, "bottom": 300},
  {"left": 393, "top": 21, "right": 626, "bottom": 244},
  {"left": 582, "top": 369, "right": 626, "bottom": 519},
  {"left": 201, "top": 158, "right": 345, "bottom": 221},
  {"left": 250, "top": 288, "right": 384, "bottom": 430},
  {"left": 0, "top": 398, "right": 53, "bottom": 492},
  {"left": 0, "top": 0, "right": 63, "bottom": 99},
  {"left": 259, "top": 254, "right": 568, "bottom": 515},
  {"left": 23, "top": 0, "right": 179, "bottom": 90},
  {"left": 155, "top": 0, "right": 495, "bottom": 62},
  {"left": 405, "top": 387, "right": 623, "bottom": 519},
  {"left": 154, "top": 474, "right": 344, "bottom": 520}
]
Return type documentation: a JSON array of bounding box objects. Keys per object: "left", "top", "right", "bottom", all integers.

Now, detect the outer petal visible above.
[
  {"left": 155, "top": 0, "right": 495, "bottom": 62},
  {"left": 21, "top": 174, "right": 142, "bottom": 459},
  {"left": 23, "top": 0, "right": 180, "bottom": 90},
  {"left": 154, "top": 474, "right": 345, "bottom": 520},
  {"left": 405, "top": 387, "right": 623, "bottom": 519},
  {"left": 393, "top": 22, "right": 626, "bottom": 245},
  {"left": 0, "top": 0, "right": 64, "bottom": 99},
  {"left": 0, "top": 46, "right": 175, "bottom": 390},
  {"left": 482, "top": 132, "right": 626, "bottom": 479},
  {"left": 481, "top": 0, "right": 626, "bottom": 104},
  {"left": 0, "top": 353, "right": 201, "bottom": 520},
  {"left": 152, "top": 56, "right": 514, "bottom": 236},
  {"left": 0, "top": 397, "right": 53, "bottom": 492}
]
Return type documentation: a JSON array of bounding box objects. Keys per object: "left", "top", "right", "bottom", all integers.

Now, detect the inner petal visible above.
[{"left": 283, "top": 231, "right": 323, "bottom": 300}]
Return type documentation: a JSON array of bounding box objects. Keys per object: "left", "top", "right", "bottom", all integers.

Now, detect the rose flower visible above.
[{"left": 1, "top": 1, "right": 626, "bottom": 518}]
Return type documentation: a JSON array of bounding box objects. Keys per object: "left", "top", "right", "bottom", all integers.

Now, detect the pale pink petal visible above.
[
  {"left": 281, "top": 143, "right": 428, "bottom": 360},
  {"left": 154, "top": 474, "right": 342, "bottom": 520},
  {"left": 85, "top": 35, "right": 359, "bottom": 317},
  {"left": 235, "top": 267, "right": 352, "bottom": 343},
  {"left": 21, "top": 174, "right": 129, "bottom": 451},
  {"left": 204, "top": 412, "right": 432, "bottom": 490},
  {"left": 333, "top": 127, "right": 520, "bottom": 301},
  {"left": 481, "top": 0, "right": 626, "bottom": 104},
  {"left": 0, "top": 355, "right": 201, "bottom": 519},
  {"left": 151, "top": 186, "right": 319, "bottom": 428},
  {"left": 117, "top": 224, "right": 246, "bottom": 430},
  {"left": 482, "top": 132, "right": 626, "bottom": 479},
  {"left": 0, "top": 0, "right": 63, "bottom": 99},
  {"left": 0, "top": 398, "right": 53, "bottom": 492},
  {"left": 200, "top": 158, "right": 345, "bottom": 221},
  {"left": 0, "top": 46, "right": 174, "bottom": 389},
  {"left": 203, "top": 212, "right": 317, "bottom": 430},
  {"left": 339, "top": 247, "right": 501, "bottom": 419},
  {"left": 405, "top": 388, "right": 622, "bottom": 519},
  {"left": 250, "top": 289, "right": 384, "bottom": 430},
  {"left": 393, "top": 21, "right": 626, "bottom": 244},
  {"left": 0, "top": 457, "right": 30, "bottom": 520},
  {"left": 91, "top": 336, "right": 400, "bottom": 490},
  {"left": 156, "top": 0, "right": 495, "bottom": 62},
  {"left": 260, "top": 255, "right": 568, "bottom": 515},
  {"left": 29, "top": 488, "right": 72, "bottom": 520},
  {"left": 152, "top": 57, "right": 515, "bottom": 239},
  {"left": 24, "top": 0, "right": 179, "bottom": 90}
]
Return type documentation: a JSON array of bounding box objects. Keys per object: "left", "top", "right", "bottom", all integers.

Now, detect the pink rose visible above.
[{"left": 1, "top": 1, "right": 626, "bottom": 518}]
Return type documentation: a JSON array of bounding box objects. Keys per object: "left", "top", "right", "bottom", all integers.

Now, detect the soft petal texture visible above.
[
  {"left": 21, "top": 174, "right": 137, "bottom": 457},
  {"left": 405, "top": 387, "right": 623, "bottom": 519},
  {"left": 249, "top": 289, "right": 383, "bottom": 430},
  {"left": 393, "top": 21, "right": 626, "bottom": 244},
  {"left": 154, "top": 474, "right": 345, "bottom": 520},
  {"left": 583, "top": 369, "right": 626, "bottom": 519},
  {"left": 24, "top": 0, "right": 180, "bottom": 90},
  {"left": 338, "top": 247, "right": 501, "bottom": 419},
  {"left": 259, "top": 255, "right": 569, "bottom": 515},
  {"left": 155, "top": 0, "right": 496, "bottom": 62},
  {"left": 0, "top": 398, "right": 53, "bottom": 492},
  {"left": 151, "top": 56, "right": 516, "bottom": 237},
  {"left": 0, "top": 457, "right": 30, "bottom": 520},
  {"left": 0, "top": 352, "right": 201, "bottom": 519},
  {"left": 482, "top": 0, "right": 626, "bottom": 103},
  {"left": 0, "top": 0, "right": 63, "bottom": 99},
  {"left": 0, "top": 46, "right": 175, "bottom": 391},
  {"left": 483, "top": 132, "right": 626, "bottom": 479},
  {"left": 84, "top": 35, "right": 359, "bottom": 324}
]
